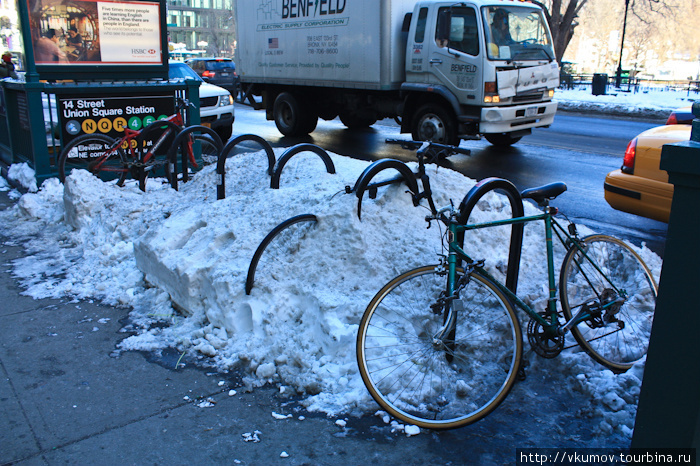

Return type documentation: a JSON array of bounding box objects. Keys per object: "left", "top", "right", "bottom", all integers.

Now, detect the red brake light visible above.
[
  {"left": 203, "top": 70, "right": 215, "bottom": 78},
  {"left": 666, "top": 113, "right": 678, "bottom": 125},
  {"left": 622, "top": 138, "right": 636, "bottom": 174}
]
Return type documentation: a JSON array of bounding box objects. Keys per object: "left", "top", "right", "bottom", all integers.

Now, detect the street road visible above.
[{"left": 230, "top": 104, "right": 668, "bottom": 256}]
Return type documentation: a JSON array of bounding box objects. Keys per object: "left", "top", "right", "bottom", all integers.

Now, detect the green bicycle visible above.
[{"left": 355, "top": 140, "right": 658, "bottom": 430}]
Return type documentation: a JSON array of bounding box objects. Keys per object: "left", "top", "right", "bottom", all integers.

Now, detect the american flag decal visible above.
[{"left": 268, "top": 38, "right": 279, "bottom": 48}]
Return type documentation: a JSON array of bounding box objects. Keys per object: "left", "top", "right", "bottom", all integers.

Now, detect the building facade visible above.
[{"left": 167, "top": 0, "right": 237, "bottom": 60}]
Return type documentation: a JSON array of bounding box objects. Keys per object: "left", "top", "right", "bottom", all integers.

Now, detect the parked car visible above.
[
  {"left": 666, "top": 106, "right": 694, "bottom": 125},
  {"left": 185, "top": 57, "right": 239, "bottom": 96},
  {"left": 604, "top": 123, "right": 691, "bottom": 223},
  {"left": 169, "top": 61, "right": 235, "bottom": 141}
]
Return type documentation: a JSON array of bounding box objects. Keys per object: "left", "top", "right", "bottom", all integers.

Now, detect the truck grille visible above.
[{"left": 513, "top": 91, "right": 544, "bottom": 103}]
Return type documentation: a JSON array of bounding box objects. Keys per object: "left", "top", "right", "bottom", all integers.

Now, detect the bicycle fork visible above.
[{"left": 431, "top": 255, "right": 481, "bottom": 362}]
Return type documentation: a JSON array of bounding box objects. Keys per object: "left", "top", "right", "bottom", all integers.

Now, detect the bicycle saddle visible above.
[{"left": 520, "top": 182, "right": 567, "bottom": 204}]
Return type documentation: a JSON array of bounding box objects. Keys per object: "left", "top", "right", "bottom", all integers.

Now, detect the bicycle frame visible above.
[{"left": 444, "top": 207, "right": 625, "bottom": 335}]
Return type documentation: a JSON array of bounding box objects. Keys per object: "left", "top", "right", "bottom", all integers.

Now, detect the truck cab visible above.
[{"left": 403, "top": 1, "right": 559, "bottom": 146}]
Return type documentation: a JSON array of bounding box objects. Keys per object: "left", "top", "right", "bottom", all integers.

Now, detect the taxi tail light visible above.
[{"left": 621, "top": 138, "right": 636, "bottom": 174}]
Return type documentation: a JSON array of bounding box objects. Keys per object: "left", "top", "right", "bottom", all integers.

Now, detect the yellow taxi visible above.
[{"left": 604, "top": 123, "right": 692, "bottom": 223}]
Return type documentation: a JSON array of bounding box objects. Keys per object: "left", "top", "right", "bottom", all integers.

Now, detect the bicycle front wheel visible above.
[
  {"left": 357, "top": 265, "right": 523, "bottom": 429},
  {"left": 560, "top": 235, "right": 657, "bottom": 372},
  {"left": 58, "top": 134, "right": 128, "bottom": 185}
]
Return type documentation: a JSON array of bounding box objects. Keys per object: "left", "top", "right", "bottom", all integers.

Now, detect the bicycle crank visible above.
[{"left": 527, "top": 312, "right": 565, "bottom": 359}]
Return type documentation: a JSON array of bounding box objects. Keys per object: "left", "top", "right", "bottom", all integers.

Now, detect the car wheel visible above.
[{"left": 216, "top": 126, "right": 232, "bottom": 143}]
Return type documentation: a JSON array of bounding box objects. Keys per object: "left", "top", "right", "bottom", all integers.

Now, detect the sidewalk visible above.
[
  {"left": 0, "top": 187, "right": 630, "bottom": 465},
  {"left": 0, "top": 187, "right": 504, "bottom": 466}
]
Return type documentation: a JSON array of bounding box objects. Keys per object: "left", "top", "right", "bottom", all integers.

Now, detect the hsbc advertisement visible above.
[{"left": 27, "top": 0, "right": 163, "bottom": 65}]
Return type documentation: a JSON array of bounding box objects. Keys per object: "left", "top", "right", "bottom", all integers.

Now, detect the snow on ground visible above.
[
  {"left": 554, "top": 85, "right": 697, "bottom": 119},
  {"left": 0, "top": 88, "right": 691, "bottom": 436},
  {"left": 0, "top": 142, "right": 663, "bottom": 438}
]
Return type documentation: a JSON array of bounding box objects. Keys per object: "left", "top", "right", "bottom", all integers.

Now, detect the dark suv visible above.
[{"left": 186, "top": 58, "right": 239, "bottom": 96}]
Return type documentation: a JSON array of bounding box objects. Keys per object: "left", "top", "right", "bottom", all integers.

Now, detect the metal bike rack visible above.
[
  {"left": 270, "top": 143, "right": 336, "bottom": 189},
  {"left": 216, "top": 134, "right": 275, "bottom": 200},
  {"left": 347, "top": 159, "right": 420, "bottom": 220},
  {"left": 167, "top": 125, "right": 223, "bottom": 191},
  {"left": 458, "top": 177, "right": 525, "bottom": 294}
]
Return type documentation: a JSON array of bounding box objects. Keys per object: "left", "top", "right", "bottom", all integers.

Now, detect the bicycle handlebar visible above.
[{"left": 425, "top": 204, "right": 457, "bottom": 225}]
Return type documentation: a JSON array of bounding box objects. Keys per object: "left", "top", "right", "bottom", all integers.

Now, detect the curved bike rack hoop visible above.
[
  {"left": 349, "top": 159, "right": 420, "bottom": 220},
  {"left": 457, "top": 177, "right": 525, "bottom": 294},
  {"left": 167, "top": 125, "right": 223, "bottom": 190},
  {"left": 270, "top": 144, "right": 336, "bottom": 189},
  {"left": 217, "top": 134, "right": 276, "bottom": 200},
  {"left": 245, "top": 213, "right": 318, "bottom": 295}
]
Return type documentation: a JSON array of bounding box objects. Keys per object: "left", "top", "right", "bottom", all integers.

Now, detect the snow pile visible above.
[
  {"left": 0, "top": 150, "right": 662, "bottom": 437},
  {"left": 7, "top": 162, "right": 39, "bottom": 193},
  {"left": 555, "top": 87, "right": 696, "bottom": 119}
]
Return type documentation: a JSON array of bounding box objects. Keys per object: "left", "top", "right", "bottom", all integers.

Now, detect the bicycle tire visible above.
[
  {"left": 245, "top": 214, "right": 318, "bottom": 295},
  {"left": 57, "top": 134, "right": 128, "bottom": 185},
  {"left": 559, "top": 235, "right": 657, "bottom": 372},
  {"left": 357, "top": 265, "right": 523, "bottom": 429}
]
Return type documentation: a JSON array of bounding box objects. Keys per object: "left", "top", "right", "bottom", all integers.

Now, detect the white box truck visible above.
[{"left": 235, "top": 0, "right": 559, "bottom": 146}]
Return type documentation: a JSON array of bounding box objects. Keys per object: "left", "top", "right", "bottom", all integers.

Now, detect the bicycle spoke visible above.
[
  {"left": 560, "top": 235, "right": 657, "bottom": 372},
  {"left": 357, "top": 266, "right": 522, "bottom": 429}
]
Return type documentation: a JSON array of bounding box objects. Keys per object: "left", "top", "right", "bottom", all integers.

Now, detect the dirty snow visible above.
[{"left": 0, "top": 87, "right": 687, "bottom": 437}]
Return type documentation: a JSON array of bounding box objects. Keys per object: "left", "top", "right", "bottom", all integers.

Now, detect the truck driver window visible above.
[
  {"left": 483, "top": 6, "right": 555, "bottom": 61},
  {"left": 435, "top": 7, "right": 478, "bottom": 56}
]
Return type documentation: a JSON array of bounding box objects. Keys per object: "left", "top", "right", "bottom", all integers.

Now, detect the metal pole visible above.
[{"left": 615, "top": 0, "right": 630, "bottom": 88}]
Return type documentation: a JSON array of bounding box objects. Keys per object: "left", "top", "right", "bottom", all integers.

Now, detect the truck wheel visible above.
[
  {"left": 411, "top": 104, "right": 458, "bottom": 145},
  {"left": 484, "top": 133, "right": 522, "bottom": 147},
  {"left": 273, "top": 92, "right": 312, "bottom": 136},
  {"left": 339, "top": 113, "right": 377, "bottom": 129}
]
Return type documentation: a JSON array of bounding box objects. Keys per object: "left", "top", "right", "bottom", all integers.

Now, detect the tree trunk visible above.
[{"left": 531, "top": 0, "right": 588, "bottom": 64}]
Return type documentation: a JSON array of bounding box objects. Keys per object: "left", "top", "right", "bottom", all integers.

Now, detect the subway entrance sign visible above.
[
  {"left": 57, "top": 94, "right": 176, "bottom": 159},
  {"left": 59, "top": 94, "right": 175, "bottom": 141}
]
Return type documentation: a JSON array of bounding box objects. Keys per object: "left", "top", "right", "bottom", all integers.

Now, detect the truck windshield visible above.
[{"left": 482, "top": 6, "right": 554, "bottom": 62}]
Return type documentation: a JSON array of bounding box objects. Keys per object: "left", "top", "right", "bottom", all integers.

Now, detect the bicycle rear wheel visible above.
[
  {"left": 58, "top": 134, "right": 128, "bottom": 185},
  {"left": 560, "top": 235, "right": 657, "bottom": 372},
  {"left": 357, "top": 265, "right": 522, "bottom": 429}
]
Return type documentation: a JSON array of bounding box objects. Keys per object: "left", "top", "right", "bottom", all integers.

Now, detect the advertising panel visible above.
[{"left": 24, "top": 0, "right": 167, "bottom": 79}]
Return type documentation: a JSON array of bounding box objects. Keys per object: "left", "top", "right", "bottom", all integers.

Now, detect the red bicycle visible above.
[{"left": 57, "top": 98, "right": 220, "bottom": 187}]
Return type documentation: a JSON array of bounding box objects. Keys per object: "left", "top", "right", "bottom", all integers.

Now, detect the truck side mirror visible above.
[{"left": 436, "top": 9, "right": 452, "bottom": 48}]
